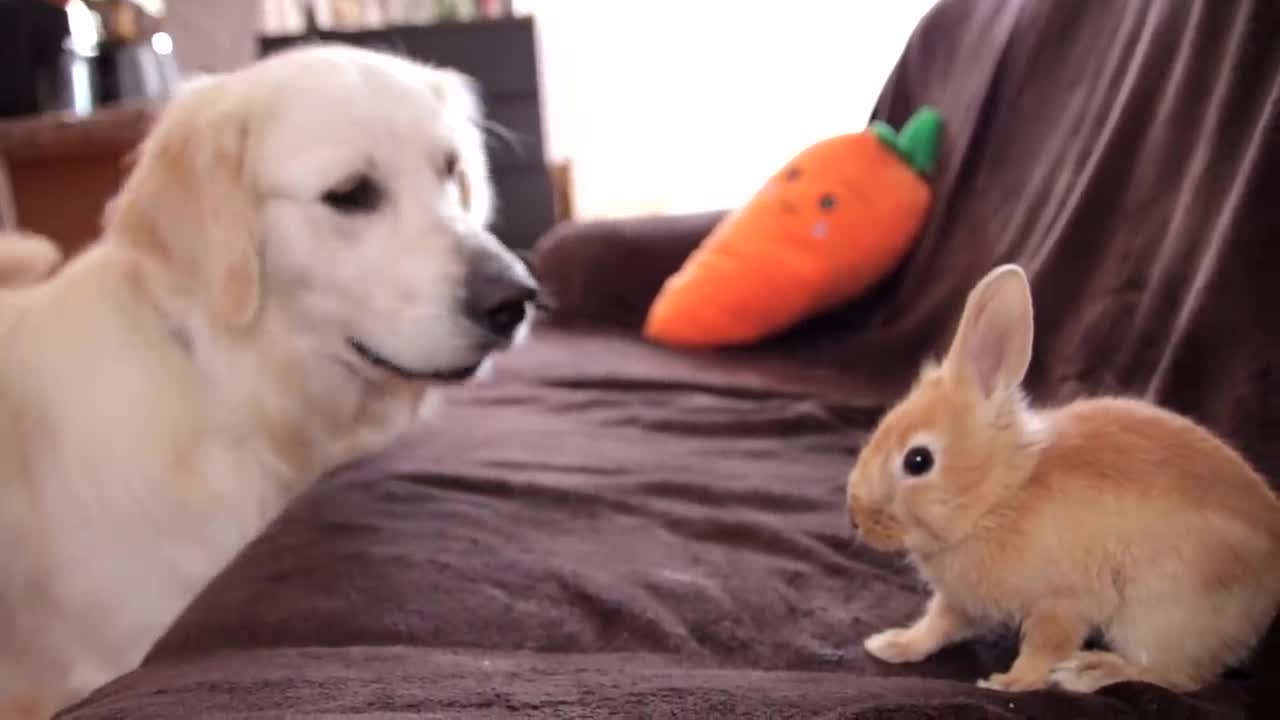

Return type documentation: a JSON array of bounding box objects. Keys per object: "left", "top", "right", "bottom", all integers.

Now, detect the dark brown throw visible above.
[{"left": 60, "top": 0, "right": 1280, "bottom": 717}]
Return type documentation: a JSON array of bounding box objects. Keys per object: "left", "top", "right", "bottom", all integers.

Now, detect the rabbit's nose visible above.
[
  {"left": 847, "top": 493, "right": 875, "bottom": 533},
  {"left": 847, "top": 500, "right": 862, "bottom": 531}
]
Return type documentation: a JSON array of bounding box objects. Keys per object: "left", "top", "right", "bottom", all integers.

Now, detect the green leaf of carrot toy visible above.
[
  {"left": 897, "top": 106, "right": 942, "bottom": 176},
  {"left": 870, "top": 106, "right": 943, "bottom": 177},
  {"left": 869, "top": 120, "right": 899, "bottom": 150}
]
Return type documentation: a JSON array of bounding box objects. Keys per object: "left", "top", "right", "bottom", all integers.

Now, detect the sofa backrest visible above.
[
  {"left": 536, "top": 0, "right": 1280, "bottom": 481},
  {"left": 851, "top": 0, "right": 1279, "bottom": 480}
]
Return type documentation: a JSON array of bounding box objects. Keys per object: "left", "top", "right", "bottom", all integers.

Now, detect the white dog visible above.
[{"left": 0, "top": 44, "right": 536, "bottom": 717}]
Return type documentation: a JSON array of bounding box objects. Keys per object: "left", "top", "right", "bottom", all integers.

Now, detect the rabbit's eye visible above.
[{"left": 902, "top": 446, "right": 934, "bottom": 476}]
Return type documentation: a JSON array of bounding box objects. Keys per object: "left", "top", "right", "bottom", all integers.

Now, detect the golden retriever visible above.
[{"left": 0, "top": 43, "right": 537, "bottom": 717}]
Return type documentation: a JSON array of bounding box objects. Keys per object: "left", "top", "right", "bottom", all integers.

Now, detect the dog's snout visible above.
[{"left": 464, "top": 249, "right": 538, "bottom": 338}]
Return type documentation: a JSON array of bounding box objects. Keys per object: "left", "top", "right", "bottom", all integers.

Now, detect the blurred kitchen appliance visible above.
[{"left": 0, "top": 0, "right": 180, "bottom": 119}]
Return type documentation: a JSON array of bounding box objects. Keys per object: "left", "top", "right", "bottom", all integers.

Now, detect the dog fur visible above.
[{"left": 0, "top": 44, "right": 533, "bottom": 717}]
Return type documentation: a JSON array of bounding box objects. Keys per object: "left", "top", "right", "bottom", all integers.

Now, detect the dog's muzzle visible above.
[{"left": 463, "top": 242, "right": 539, "bottom": 340}]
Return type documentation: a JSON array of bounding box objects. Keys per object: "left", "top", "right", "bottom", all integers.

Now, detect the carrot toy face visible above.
[{"left": 644, "top": 107, "right": 942, "bottom": 348}]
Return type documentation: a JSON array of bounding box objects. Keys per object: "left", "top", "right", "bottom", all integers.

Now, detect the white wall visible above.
[
  {"left": 515, "top": 0, "right": 935, "bottom": 219},
  {"left": 164, "top": 0, "right": 261, "bottom": 74},
  {"left": 163, "top": 1, "right": 935, "bottom": 219}
]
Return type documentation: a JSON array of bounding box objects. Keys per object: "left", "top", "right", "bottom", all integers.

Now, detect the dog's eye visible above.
[
  {"left": 902, "top": 446, "right": 934, "bottom": 477},
  {"left": 323, "top": 174, "right": 382, "bottom": 213},
  {"left": 443, "top": 150, "right": 459, "bottom": 178}
]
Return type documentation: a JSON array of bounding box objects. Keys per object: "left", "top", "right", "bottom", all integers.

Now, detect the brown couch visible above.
[{"left": 58, "top": 0, "right": 1280, "bottom": 717}]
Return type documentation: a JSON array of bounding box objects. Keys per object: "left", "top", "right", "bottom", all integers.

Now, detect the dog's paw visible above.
[
  {"left": 976, "top": 670, "right": 1048, "bottom": 693},
  {"left": 863, "top": 628, "right": 932, "bottom": 664}
]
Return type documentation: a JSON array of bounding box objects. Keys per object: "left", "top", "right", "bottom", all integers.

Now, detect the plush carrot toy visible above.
[{"left": 643, "top": 106, "right": 942, "bottom": 348}]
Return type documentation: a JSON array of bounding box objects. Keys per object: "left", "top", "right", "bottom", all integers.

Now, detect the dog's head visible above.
[{"left": 107, "top": 43, "right": 536, "bottom": 385}]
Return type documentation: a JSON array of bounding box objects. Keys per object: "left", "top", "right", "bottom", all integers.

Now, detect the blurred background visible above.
[{"left": 0, "top": 0, "right": 931, "bottom": 256}]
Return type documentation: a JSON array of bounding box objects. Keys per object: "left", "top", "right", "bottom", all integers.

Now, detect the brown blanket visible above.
[
  {"left": 55, "top": 329, "right": 1279, "bottom": 719},
  {"left": 60, "top": 0, "right": 1280, "bottom": 717}
]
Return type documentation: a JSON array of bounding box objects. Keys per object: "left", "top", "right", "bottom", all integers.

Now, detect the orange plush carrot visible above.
[{"left": 644, "top": 107, "right": 942, "bottom": 348}]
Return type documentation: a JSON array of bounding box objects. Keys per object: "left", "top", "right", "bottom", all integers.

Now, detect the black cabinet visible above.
[{"left": 259, "top": 17, "right": 555, "bottom": 251}]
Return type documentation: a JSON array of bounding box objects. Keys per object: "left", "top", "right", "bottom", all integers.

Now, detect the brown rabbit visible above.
[{"left": 845, "top": 263, "right": 1280, "bottom": 693}]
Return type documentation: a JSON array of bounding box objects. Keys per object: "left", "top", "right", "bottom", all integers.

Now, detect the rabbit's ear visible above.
[{"left": 943, "top": 264, "right": 1034, "bottom": 400}]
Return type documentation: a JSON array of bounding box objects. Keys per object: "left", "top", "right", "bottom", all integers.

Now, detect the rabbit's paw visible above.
[
  {"left": 976, "top": 670, "right": 1048, "bottom": 692},
  {"left": 1049, "top": 651, "right": 1132, "bottom": 693},
  {"left": 863, "top": 628, "right": 933, "bottom": 664}
]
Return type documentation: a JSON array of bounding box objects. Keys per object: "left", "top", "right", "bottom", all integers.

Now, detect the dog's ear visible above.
[
  {"left": 108, "top": 75, "right": 261, "bottom": 330},
  {"left": 430, "top": 67, "right": 495, "bottom": 228}
]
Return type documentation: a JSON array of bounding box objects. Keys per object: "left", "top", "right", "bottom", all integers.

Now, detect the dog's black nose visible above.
[{"left": 464, "top": 248, "right": 539, "bottom": 338}]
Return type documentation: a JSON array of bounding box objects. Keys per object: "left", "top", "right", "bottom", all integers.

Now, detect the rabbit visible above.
[{"left": 845, "top": 263, "right": 1280, "bottom": 694}]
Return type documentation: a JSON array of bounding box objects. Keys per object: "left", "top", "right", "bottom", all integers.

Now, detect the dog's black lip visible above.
[{"left": 347, "top": 338, "right": 480, "bottom": 382}]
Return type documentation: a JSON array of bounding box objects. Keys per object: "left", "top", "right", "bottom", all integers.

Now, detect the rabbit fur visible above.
[{"left": 845, "top": 263, "right": 1280, "bottom": 693}]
